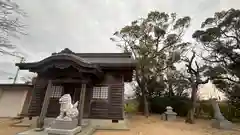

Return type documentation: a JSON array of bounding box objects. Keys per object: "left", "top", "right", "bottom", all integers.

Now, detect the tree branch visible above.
[
  {"left": 199, "top": 78, "right": 209, "bottom": 84},
  {"left": 221, "top": 29, "right": 240, "bottom": 45},
  {"left": 212, "top": 76, "right": 239, "bottom": 83}
]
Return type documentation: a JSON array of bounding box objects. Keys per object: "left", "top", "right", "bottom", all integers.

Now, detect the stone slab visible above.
[
  {"left": 77, "top": 125, "right": 96, "bottom": 135},
  {"left": 211, "top": 119, "right": 232, "bottom": 130},
  {"left": 17, "top": 126, "right": 92, "bottom": 135},
  {"left": 44, "top": 118, "right": 89, "bottom": 128},
  {"left": 16, "top": 129, "right": 47, "bottom": 135},
  {"left": 13, "top": 123, "right": 31, "bottom": 127},
  {"left": 50, "top": 119, "right": 78, "bottom": 130},
  {"left": 90, "top": 119, "right": 129, "bottom": 131},
  {"left": 46, "top": 126, "right": 81, "bottom": 135}
]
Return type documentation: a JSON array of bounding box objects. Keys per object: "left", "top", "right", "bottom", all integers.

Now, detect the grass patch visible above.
[{"left": 124, "top": 99, "right": 138, "bottom": 113}]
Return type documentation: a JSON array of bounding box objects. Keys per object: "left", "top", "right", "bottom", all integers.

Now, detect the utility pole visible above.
[{"left": 13, "top": 56, "right": 25, "bottom": 84}]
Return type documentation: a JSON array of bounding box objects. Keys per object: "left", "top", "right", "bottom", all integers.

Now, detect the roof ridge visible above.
[
  {"left": 53, "top": 53, "right": 91, "bottom": 64},
  {"left": 76, "top": 52, "right": 133, "bottom": 58}
]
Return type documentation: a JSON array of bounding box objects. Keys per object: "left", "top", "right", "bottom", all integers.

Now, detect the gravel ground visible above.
[
  {"left": 94, "top": 115, "right": 240, "bottom": 135},
  {"left": 0, "top": 115, "right": 240, "bottom": 135}
]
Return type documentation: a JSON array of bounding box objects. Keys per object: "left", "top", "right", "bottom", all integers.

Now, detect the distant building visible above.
[{"left": 0, "top": 84, "right": 32, "bottom": 117}]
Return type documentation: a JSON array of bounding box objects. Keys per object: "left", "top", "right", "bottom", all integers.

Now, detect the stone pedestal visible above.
[
  {"left": 46, "top": 126, "right": 81, "bottom": 135},
  {"left": 51, "top": 119, "right": 78, "bottom": 129},
  {"left": 45, "top": 119, "right": 81, "bottom": 135},
  {"left": 211, "top": 119, "right": 232, "bottom": 130},
  {"left": 211, "top": 99, "right": 232, "bottom": 130},
  {"left": 162, "top": 106, "right": 177, "bottom": 121}
]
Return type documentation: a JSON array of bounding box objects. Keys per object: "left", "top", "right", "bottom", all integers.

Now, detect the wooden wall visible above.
[
  {"left": 20, "top": 87, "right": 33, "bottom": 116},
  {"left": 46, "top": 98, "right": 60, "bottom": 117},
  {"left": 28, "top": 71, "right": 125, "bottom": 120},
  {"left": 28, "top": 77, "right": 48, "bottom": 117},
  {"left": 83, "top": 86, "right": 91, "bottom": 118},
  {"left": 89, "top": 72, "right": 124, "bottom": 120}
]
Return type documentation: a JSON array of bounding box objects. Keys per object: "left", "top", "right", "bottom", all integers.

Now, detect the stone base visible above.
[
  {"left": 166, "top": 114, "right": 176, "bottom": 121},
  {"left": 211, "top": 119, "right": 232, "bottom": 130},
  {"left": 44, "top": 118, "right": 89, "bottom": 128},
  {"left": 50, "top": 119, "right": 78, "bottom": 130},
  {"left": 46, "top": 126, "right": 81, "bottom": 135},
  {"left": 161, "top": 113, "right": 177, "bottom": 121},
  {"left": 161, "top": 114, "right": 166, "bottom": 120}
]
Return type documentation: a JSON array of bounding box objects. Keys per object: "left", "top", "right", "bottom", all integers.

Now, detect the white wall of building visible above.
[{"left": 0, "top": 89, "right": 28, "bottom": 117}]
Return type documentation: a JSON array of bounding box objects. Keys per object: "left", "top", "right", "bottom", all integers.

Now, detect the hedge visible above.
[{"left": 148, "top": 96, "right": 191, "bottom": 116}]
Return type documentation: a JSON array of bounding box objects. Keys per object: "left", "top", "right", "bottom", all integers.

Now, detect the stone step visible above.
[
  {"left": 43, "top": 118, "right": 90, "bottom": 128},
  {"left": 77, "top": 125, "right": 96, "bottom": 135}
]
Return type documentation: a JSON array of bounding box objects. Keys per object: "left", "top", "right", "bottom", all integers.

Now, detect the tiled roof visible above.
[{"left": 16, "top": 48, "right": 136, "bottom": 69}]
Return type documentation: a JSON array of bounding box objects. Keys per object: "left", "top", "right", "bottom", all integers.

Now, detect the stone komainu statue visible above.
[{"left": 56, "top": 94, "right": 79, "bottom": 121}]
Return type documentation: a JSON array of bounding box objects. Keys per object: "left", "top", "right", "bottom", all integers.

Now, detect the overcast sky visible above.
[{"left": 0, "top": 0, "right": 239, "bottom": 98}]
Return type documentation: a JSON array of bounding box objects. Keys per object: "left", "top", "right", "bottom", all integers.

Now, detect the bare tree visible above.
[{"left": 0, "top": 0, "right": 25, "bottom": 54}]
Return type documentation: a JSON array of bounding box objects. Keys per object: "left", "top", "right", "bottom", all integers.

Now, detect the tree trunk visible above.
[
  {"left": 143, "top": 93, "right": 149, "bottom": 117},
  {"left": 168, "top": 82, "right": 174, "bottom": 97},
  {"left": 142, "top": 82, "right": 149, "bottom": 117},
  {"left": 185, "top": 106, "right": 196, "bottom": 124},
  {"left": 135, "top": 69, "right": 149, "bottom": 117},
  {"left": 185, "top": 84, "right": 198, "bottom": 124}
]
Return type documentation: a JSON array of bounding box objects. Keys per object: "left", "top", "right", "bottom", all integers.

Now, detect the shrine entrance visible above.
[
  {"left": 46, "top": 82, "right": 82, "bottom": 118},
  {"left": 36, "top": 66, "right": 101, "bottom": 128}
]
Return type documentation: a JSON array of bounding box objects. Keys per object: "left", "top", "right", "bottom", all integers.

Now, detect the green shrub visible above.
[
  {"left": 198, "top": 102, "right": 214, "bottom": 118},
  {"left": 149, "top": 96, "right": 170, "bottom": 114},
  {"left": 219, "top": 103, "right": 240, "bottom": 121},
  {"left": 198, "top": 101, "right": 240, "bottom": 122},
  {"left": 124, "top": 101, "right": 138, "bottom": 113},
  {"left": 149, "top": 96, "right": 191, "bottom": 116}
]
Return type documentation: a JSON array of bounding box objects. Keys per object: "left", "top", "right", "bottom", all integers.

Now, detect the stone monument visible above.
[
  {"left": 161, "top": 106, "right": 177, "bottom": 121},
  {"left": 45, "top": 94, "right": 82, "bottom": 135},
  {"left": 211, "top": 98, "right": 232, "bottom": 130}
]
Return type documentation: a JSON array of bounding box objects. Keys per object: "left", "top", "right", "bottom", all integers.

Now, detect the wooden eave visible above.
[
  {"left": 96, "top": 62, "right": 137, "bottom": 69},
  {"left": 15, "top": 53, "right": 103, "bottom": 78}
]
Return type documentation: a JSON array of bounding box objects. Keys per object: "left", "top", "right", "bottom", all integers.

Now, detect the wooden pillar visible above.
[
  {"left": 37, "top": 80, "right": 53, "bottom": 129},
  {"left": 0, "top": 88, "right": 3, "bottom": 99},
  {"left": 78, "top": 83, "right": 86, "bottom": 126}
]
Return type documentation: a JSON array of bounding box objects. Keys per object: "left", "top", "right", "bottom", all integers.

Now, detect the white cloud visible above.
[{"left": 0, "top": 0, "right": 239, "bottom": 98}]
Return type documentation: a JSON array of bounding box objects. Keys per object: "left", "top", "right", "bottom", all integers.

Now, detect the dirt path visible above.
[
  {"left": 0, "top": 118, "right": 30, "bottom": 135},
  {"left": 94, "top": 115, "right": 240, "bottom": 135}
]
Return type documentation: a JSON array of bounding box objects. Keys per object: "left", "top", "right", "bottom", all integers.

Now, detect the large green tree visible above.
[
  {"left": 111, "top": 11, "right": 191, "bottom": 116},
  {"left": 192, "top": 8, "right": 240, "bottom": 109},
  {"left": 164, "top": 69, "right": 191, "bottom": 97},
  {"left": 182, "top": 50, "right": 209, "bottom": 124}
]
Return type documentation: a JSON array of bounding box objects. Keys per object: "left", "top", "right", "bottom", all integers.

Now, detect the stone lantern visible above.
[{"left": 161, "top": 106, "right": 177, "bottom": 121}]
